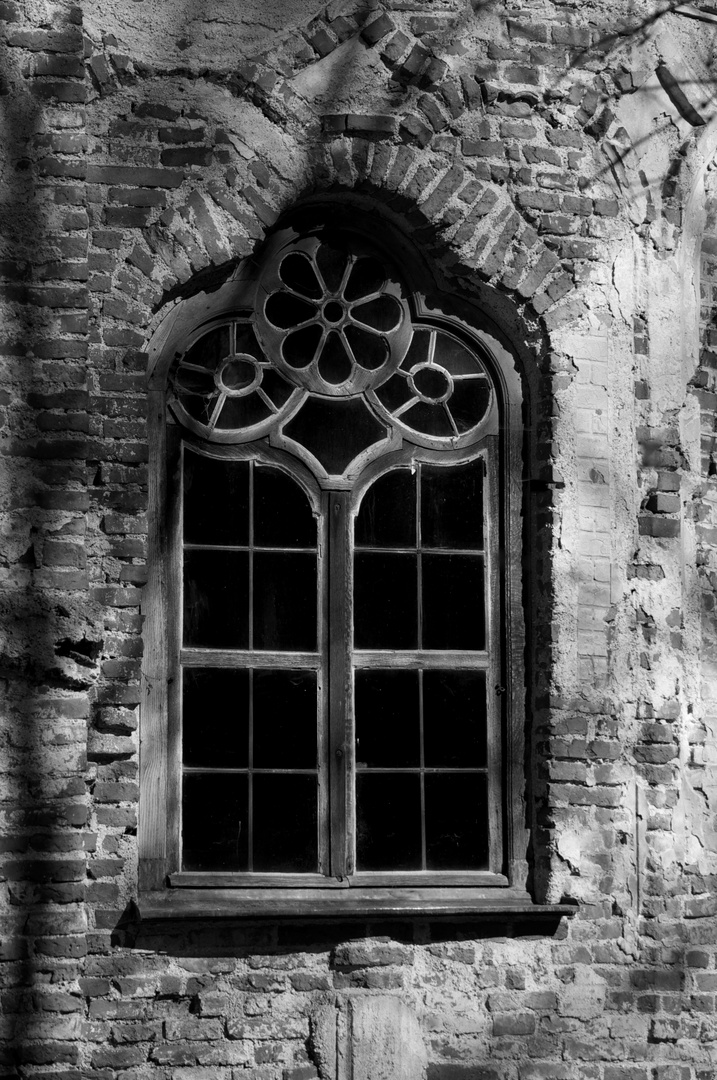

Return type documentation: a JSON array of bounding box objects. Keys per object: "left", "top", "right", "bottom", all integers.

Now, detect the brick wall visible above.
[{"left": 1, "top": 1, "right": 717, "bottom": 1077}]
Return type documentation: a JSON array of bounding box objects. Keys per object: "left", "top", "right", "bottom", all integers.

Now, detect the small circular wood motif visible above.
[
  {"left": 168, "top": 320, "right": 304, "bottom": 443},
  {"left": 371, "top": 327, "right": 494, "bottom": 449}
]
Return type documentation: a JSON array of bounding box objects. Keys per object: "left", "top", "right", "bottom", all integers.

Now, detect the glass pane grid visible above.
[
  {"left": 353, "top": 460, "right": 490, "bottom": 873},
  {"left": 353, "top": 460, "right": 487, "bottom": 652},
  {"left": 182, "top": 667, "right": 319, "bottom": 873},
  {"left": 354, "top": 669, "right": 489, "bottom": 872},
  {"left": 183, "top": 456, "right": 318, "bottom": 651}
]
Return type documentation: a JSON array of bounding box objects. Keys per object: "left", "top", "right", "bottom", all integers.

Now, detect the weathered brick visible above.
[{"left": 86, "top": 166, "right": 184, "bottom": 187}]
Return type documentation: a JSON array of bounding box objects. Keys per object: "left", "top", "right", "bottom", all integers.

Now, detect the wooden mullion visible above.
[
  {"left": 416, "top": 465, "right": 426, "bottom": 870},
  {"left": 247, "top": 668, "right": 254, "bottom": 872},
  {"left": 485, "top": 444, "right": 504, "bottom": 875},
  {"left": 247, "top": 467, "right": 255, "bottom": 872},
  {"left": 327, "top": 490, "right": 351, "bottom": 880},
  {"left": 353, "top": 547, "right": 486, "bottom": 556},
  {"left": 181, "top": 649, "right": 320, "bottom": 669},
  {"left": 317, "top": 496, "right": 330, "bottom": 877},
  {"left": 183, "top": 767, "right": 320, "bottom": 775},
  {"left": 353, "top": 650, "right": 489, "bottom": 669},
  {"left": 167, "top": 428, "right": 183, "bottom": 877},
  {"left": 353, "top": 767, "right": 488, "bottom": 774},
  {"left": 248, "top": 460, "right": 254, "bottom": 651},
  {"left": 183, "top": 544, "right": 317, "bottom": 553}
]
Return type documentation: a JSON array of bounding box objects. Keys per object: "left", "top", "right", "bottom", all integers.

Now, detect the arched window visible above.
[{"left": 140, "top": 211, "right": 532, "bottom": 916}]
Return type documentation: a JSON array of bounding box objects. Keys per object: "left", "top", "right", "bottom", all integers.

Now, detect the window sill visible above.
[{"left": 138, "top": 886, "right": 577, "bottom": 923}]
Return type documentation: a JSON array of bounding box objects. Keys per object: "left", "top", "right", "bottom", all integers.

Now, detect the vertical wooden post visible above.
[{"left": 327, "top": 491, "right": 351, "bottom": 879}]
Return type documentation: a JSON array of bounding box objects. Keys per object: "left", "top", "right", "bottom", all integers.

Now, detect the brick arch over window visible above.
[{"left": 128, "top": 142, "right": 589, "bottom": 339}]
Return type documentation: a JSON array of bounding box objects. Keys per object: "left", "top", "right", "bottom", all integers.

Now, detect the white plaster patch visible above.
[{"left": 290, "top": 36, "right": 389, "bottom": 110}]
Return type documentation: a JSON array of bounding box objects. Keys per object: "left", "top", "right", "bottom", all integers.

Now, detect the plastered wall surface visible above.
[{"left": 1, "top": 0, "right": 717, "bottom": 1077}]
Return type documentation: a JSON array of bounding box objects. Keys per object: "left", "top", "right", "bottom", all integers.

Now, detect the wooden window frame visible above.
[{"left": 138, "top": 231, "right": 571, "bottom": 921}]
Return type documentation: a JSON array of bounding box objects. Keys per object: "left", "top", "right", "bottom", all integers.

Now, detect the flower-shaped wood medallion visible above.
[{"left": 256, "top": 231, "right": 412, "bottom": 397}]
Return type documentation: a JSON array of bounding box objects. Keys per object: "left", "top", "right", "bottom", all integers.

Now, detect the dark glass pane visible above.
[
  {"left": 261, "top": 366, "right": 294, "bottom": 407},
  {"left": 182, "top": 773, "right": 248, "bottom": 871},
  {"left": 355, "top": 671, "right": 419, "bottom": 768},
  {"left": 354, "top": 553, "right": 417, "bottom": 649},
  {"left": 178, "top": 391, "right": 218, "bottom": 426},
  {"left": 235, "top": 322, "right": 265, "bottom": 361},
  {"left": 253, "top": 670, "right": 317, "bottom": 769},
  {"left": 402, "top": 400, "right": 453, "bottom": 437},
  {"left": 265, "top": 293, "right": 317, "bottom": 330},
  {"left": 316, "top": 239, "right": 348, "bottom": 292},
  {"left": 221, "top": 358, "right": 256, "bottom": 392},
  {"left": 254, "top": 467, "right": 316, "bottom": 549},
  {"left": 400, "top": 329, "right": 430, "bottom": 371},
  {"left": 184, "top": 550, "right": 249, "bottom": 648},
  {"left": 356, "top": 773, "right": 421, "bottom": 871},
  {"left": 182, "top": 325, "right": 230, "bottom": 373},
  {"left": 352, "top": 295, "right": 401, "bottom": 332},
  {"left": 433, "top": 332, "right": 482, "bottom": 376},
  {"left": 253, "top": 552, "right": 317, "bottom": 651},
  {"left": 355, "top": 470, "right": 415, "bottom": 548},
  {"left": 425, "top": 773, "right": 488, "bottom": 870},
  {"left": 423, "top": 671, "right": 487, "bottom": 768},
  {"left": 216, "top": 393, "right": 271, "bottom": 430},
  {"left": 283, "top": 324, "right": 322, "bottom": 368},
  {"left": 253, "top": 774, "right": 318, "bottom": 872},
  {"left": 284, "top": 398, "right": 386, "bottom": 475},
  {"left": 422, "top": 553, "right": 485, "bottom": 650},
  {"left": 345, "top": 324, "right": 388, "bottom": 370},
  {"left": 279, "top": 252, "right": 322, "bottom": 299},
  {"left": 421, "top": 461, "right": 484, "bottom": 550},
  {"left": 375, "top": 372, "right": 413, "bottom": 413},
  {"left": 183, "top": 669, "right": 249, "bottom": 768},
  {"left": 324, "top": 301, "right": 343, "bottom": 324},
  {"left": 317, "top": 331, "right": 352, "bottom": 385},
  {"left": 448, "top": 379, "right": 491, "bottom": 432},
  {"left": 345, "top": 257, "right": 385, "bottom": 301},
  {"left": 183, "top": 452, "right": 249, "bottom": 546},
  {"left": 175, "top": 365, "right": 215, "bottom": 395}
]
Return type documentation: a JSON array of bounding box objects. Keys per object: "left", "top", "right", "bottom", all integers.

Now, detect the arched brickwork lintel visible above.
[{"left": 132, "top": 145, "right": 585, "bottom": 394}]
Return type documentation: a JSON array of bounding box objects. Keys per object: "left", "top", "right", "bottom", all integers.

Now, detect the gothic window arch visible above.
[{"left": 140, "top": 209, "right": 535, "bottom": 916}]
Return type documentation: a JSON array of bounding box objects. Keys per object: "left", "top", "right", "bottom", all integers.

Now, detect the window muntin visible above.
[{"left": 144, "top": 221, "right": 521, "bottom": 896}]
